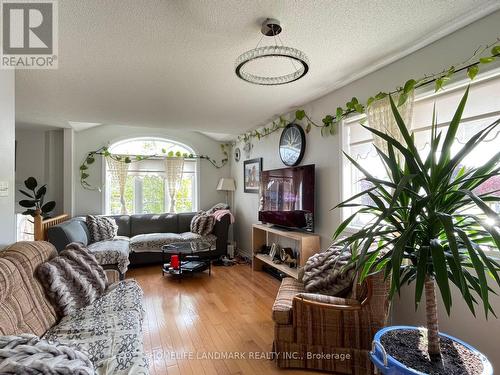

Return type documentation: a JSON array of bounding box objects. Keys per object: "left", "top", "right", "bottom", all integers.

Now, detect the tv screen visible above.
[{"left": 258, "top": 164, "right": 315, "bottom": 232}]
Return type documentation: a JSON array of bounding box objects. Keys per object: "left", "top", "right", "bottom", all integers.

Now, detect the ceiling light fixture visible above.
[{"left": 235, "top": 18, "right": 309, "bottom": 86}]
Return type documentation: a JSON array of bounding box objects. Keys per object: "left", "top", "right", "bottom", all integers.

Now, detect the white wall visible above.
[
  {"left": 231, "top": 123, "right": 342, "bottom": 256},
  {"left": 0, "top": 71, "right": 15, "bottom": 247},
  {"left": 73, "top": 125, "right": 230, "bottom": 216},
  {"left": 232, "top": 10, "right": 500, "bottom": 254},
  {"left": 15, "top": 129, "right": 64, "bottom": 215},
  {"left": 230, "top": 10, "right": 500, "bottom": 368}
]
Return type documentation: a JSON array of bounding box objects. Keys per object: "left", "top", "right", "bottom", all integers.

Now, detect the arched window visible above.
[{"left": 105, "top": 137, "right": 198, "bottom": 214}]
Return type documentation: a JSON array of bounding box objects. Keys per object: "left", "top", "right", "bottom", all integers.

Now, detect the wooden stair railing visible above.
[{"left": 34, "top": 209, "right": 70, "bottom": 241}]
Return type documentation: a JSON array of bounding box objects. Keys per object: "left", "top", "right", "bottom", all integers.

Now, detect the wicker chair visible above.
[{"left": 272, "top": 271, "right": 390, "bottom": 374}]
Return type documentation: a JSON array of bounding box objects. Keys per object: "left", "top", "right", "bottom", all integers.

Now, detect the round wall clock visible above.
[
  {"left": 279, "top": 123, "right": 306, "bottom": 166},
  {"left": 234, "top": 147, "right": 241, "bottom": 162}
]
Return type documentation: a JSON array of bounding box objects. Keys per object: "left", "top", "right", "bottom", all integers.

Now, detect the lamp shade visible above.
[{"left": 217, "top": 178, "right": 236, "bottom": 191}]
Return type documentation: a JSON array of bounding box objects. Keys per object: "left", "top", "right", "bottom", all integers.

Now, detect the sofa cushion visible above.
[
  {"left": 87, "top": 237, "right": 130, "bottom": 275},
  {"left": 295, "top": 293, "right": 360, "bottom": 306},
  {"left": 105, "top": 215, "right": 131, "bottom": 237},
  {"left": 130, "top": 233, "right": 181, "bottom": 253},
  {"left": 48, "top": 219, "right": 91, "bottom": 250},
  {"left": 0, "top": 242, "right": 58, "bottom": 336},
  {"left": 272, "top": 277, "right": 305, "bottom": 325},
  {"left": 177, "top": 212, "right": 195, "bottom": 233},
  {"left": 178, "top": 232, "right": 216, "bottom": 244},
  {"left": 43, "top": 280, "right": 148, "bottom": 375},
  {"left": 130, "top": 214, "right": 178, "bottom": 236},
  {"left": 130, "top": 232, "right": 216, "bottom": 253},
  {"left": 86, "top": 216, "right": 118, "bottom": 244},
  {"left": 36, "top": 244, "right": 108, "bottom": 317}
]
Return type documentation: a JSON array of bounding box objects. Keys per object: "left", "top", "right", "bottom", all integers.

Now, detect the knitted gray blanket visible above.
[
  {"left": 36, "top": 242, "right": 108, "bottom": 317},
  {"left": 0, "top": 334, "right": 94, "bottom": 374},
  {"left": 302, "top": 245, "right": 355, "bottom": 296}
]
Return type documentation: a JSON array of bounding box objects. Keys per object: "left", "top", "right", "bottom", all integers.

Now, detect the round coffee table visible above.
[{"left": 162, "top": 241, "right": 213, "bottom": 278}]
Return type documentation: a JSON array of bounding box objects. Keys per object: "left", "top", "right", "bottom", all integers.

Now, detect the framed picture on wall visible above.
[{"left": 243, "top": 158, "right": 262, "bottom": 193}]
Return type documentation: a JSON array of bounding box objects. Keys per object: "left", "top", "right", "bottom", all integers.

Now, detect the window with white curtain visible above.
[
  {"left": 342, "top": 71, "right": 500, "bottom": 227},
  {"left": 105, "top": 138, "right": 198, "bottom": 215}
]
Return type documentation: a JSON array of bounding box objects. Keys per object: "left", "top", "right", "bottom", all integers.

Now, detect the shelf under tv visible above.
[
  {"left": 251, "top": 223, "right": 320, "bottom": 280},
  {"left": 254, "top": 253, "right": 298, "bottom": 278}
]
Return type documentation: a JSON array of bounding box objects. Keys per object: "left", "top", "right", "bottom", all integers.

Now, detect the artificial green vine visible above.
[
  {"left": 236, "top": 40, "right": 500, "bottom": 143},
  {"left": 80, "top": 143, "right": 230, "bottom": 190}
]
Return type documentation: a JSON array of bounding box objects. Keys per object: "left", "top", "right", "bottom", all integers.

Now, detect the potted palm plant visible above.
[{"left": 333, "top": 87, "right": 499, "bottom": 374}]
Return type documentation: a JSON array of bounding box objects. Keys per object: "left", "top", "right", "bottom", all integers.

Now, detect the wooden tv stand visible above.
[{"left": 251, "top": 223, "right": 320, "bottom": 279}]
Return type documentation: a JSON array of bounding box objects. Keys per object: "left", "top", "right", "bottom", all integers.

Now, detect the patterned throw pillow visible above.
[
  {"left": 86, "top": 215, "right": 118, "bottom": 243},
  {"left": 190, "top": 212, "right": 215, "bottom": 236},
  {"left": 36, "top": 243, "right": 108, "bottom": 317}
]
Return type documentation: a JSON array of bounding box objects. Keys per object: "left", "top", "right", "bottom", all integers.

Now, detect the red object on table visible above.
[{"left": 170, "top": 254, "right": 179, "bottom": 270}]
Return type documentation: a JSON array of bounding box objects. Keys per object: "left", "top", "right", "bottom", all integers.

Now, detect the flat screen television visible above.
[{"left": 258, "top": 164, "right": 315, "bottom": 232}]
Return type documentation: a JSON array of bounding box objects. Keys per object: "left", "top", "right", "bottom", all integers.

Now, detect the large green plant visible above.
[{"left": 333, "top": 87, "right": 500, "bottom": 361}]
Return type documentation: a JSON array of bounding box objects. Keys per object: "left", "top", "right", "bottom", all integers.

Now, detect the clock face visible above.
[{"left": 279, "top": 124, "right": 305, "bottom": 166}]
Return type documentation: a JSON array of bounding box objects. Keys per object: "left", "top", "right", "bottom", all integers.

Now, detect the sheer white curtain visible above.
[
  {"left": 164, "top": 158, "right": 185, "bottom": 213},
  {"left": 345, "top": 74, "right": 500, "bottom": 226},
  {"left": 366, "top": 92, "right": 415, "bottom": 153},
  {"left": 106, "top": 157, "right": 130, "bottom": 214}
]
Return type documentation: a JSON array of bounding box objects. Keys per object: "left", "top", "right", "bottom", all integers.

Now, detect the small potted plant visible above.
[
  {"left": 19, "top": 177, "right": 56, "bottom": 218},
  {"left": 334, "top": 87, "right": 498, "bottom": 374}
]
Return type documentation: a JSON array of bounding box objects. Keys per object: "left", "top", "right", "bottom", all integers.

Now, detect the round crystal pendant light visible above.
[{"left": 235, "top": 18, "right": 309, "bottom": 86}]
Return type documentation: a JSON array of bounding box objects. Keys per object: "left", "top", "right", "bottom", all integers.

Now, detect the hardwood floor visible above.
[{"left": 128, "top": 263, "right": 316, "bottom": 375}]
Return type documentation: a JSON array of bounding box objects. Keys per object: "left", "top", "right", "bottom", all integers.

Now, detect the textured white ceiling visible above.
[{"left": 15, "top": 0, "right": 500, "bottom": 136}]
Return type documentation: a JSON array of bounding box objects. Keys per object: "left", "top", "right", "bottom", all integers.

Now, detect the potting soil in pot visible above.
[{"left": 380, "top": 329, "right": 483, "bottom": 375}]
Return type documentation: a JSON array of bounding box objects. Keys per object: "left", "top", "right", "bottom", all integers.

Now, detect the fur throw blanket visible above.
[
  {"left": 302, "top": 245, "right": 356, "bottom": 297},
  {"left": 0, "top": 334, "right": 94, "bottom": 374},
  {"left": 36, "top": 243, "right": 108, "bottom": 316}
]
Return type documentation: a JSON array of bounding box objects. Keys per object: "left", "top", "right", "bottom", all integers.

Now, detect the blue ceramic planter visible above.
[{"left": 369, "top": 326, "right": 493, "bottom": 375}]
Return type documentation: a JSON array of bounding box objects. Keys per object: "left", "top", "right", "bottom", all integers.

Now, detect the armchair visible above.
[{"left": 272, "top": 271, "right": 390, "bottom": 374}]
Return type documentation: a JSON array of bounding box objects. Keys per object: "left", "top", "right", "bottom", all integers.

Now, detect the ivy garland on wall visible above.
[
  {"left": 236, "top": 40, "right": 500, "bottom": 143},
  {"left": 80, "top": 144, "right": 230, "bottom": 190},
  {"left": 80, "top": 40, "right": 499, "bottom": 190}
]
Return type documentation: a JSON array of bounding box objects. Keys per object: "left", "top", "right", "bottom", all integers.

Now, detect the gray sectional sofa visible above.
[{"left": 47, "top": 212, "right": 230, "bottom": 278}]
